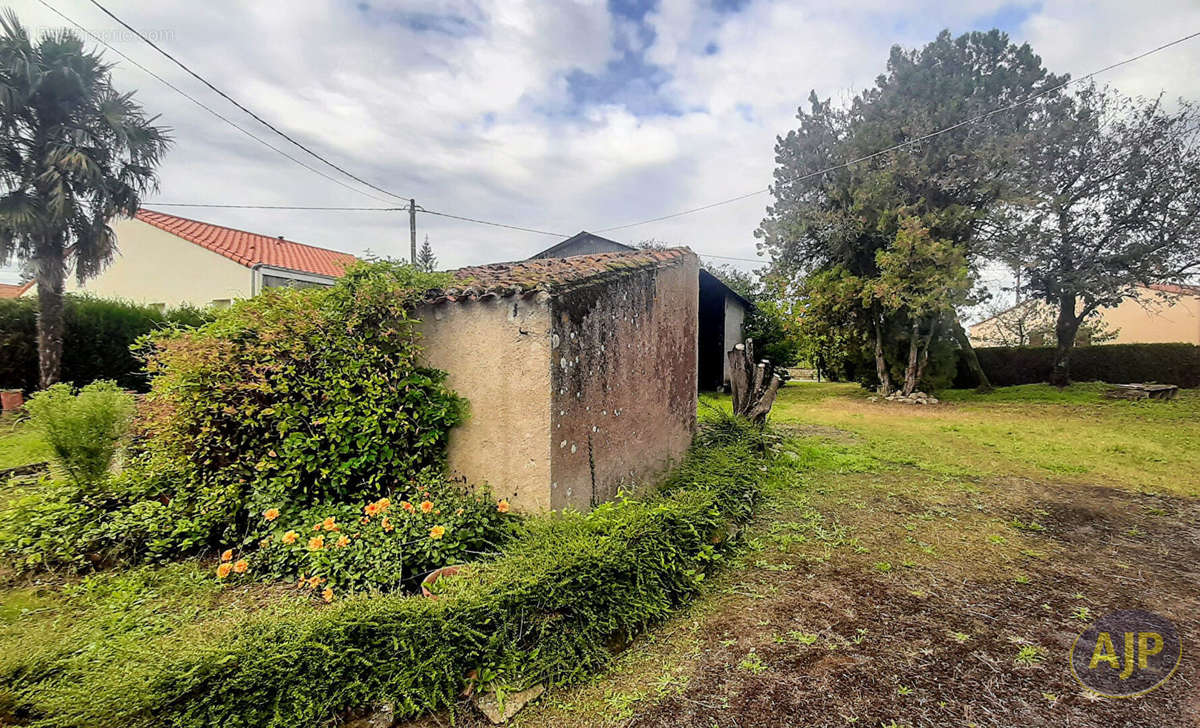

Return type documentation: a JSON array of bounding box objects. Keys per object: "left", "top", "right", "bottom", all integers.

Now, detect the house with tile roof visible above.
[
  {"left": 0, "top": 282, "right": 32, "bottom": 299},
  {"left": 20, "top": 209, "right": 357, "bottom": 309},
  {"left": 417, "top": 247, "right": 699, "bottom": 513},
  {"left": 970, "top": 283, "right": 1200, "bottom": 347}
]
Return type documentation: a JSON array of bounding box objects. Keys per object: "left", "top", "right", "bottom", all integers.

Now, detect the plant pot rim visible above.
[{"left": 420, "top": 564, "right": 466, "bottom": 599}]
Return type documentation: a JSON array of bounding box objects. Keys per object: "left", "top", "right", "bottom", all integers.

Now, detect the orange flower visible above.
[
  {"left": 322, "top": 587, "right": 334, "bottom": 602},
  {"left": 308, "top": 535, "right": 325, "bottom": 550},
  {"left": 429, "top": 525, "right": 446, "bottom": 540},
  {"left": 297, "top": 576, "right": 307, "bottom": 588},
  {"left": 259, "top": 538, "right": 271, "bottom": 548},
  {"left": 216, "top": 563, "right": 232, "bottom": 579},
  {"left": 364, "top": 502, "right": 380, "bottom": 517},
  {"left": 282, "top": 530, "right": 299, "bottom": 545},
  {"left": 233, "top": 559, "right": 249, "bottom": 574},
  {"left": 307, "top": 575, "right": 325, "bottom": 588},
  {"left": 322, "top": 516, "right": 339, "bottom": 531},
  {"left": 360, "top": 516, "right": 370, "bottom": 524},
  {"left": 400, "top": 501, "right": 414, "bottom": 513},
  {"left": 420, "top": 500, "right": 434, "bottom": 513},
  {"left": 382, "top": 516, "right": 393, "bottom": 532},
  {"left": 377, "top": 497, "right": 391, "bottom": 511},
  {"left": 455, "top": 508, "right": 464, "bottom": 515},
  {"left": 220, "top": 549, "right": 233, "bottom": 562},
  {"left": 335, "top": 535, "right": 350, "bottom": 548},
  {"left": 263, "top": 507, "right": 280, "bottom": 521},
  {"left": 497, "top": 500, "right": 510, "bottom": 514},
  {"left": 312, "top": 522, "right": 323, "bottom": 531}
]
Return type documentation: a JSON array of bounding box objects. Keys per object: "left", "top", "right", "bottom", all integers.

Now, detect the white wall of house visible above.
[
  {"left": 60, "top": 218, "right": 251, "bottom": 308},
  {"left": 721, "top": 296, "right": 746, "bottom": 384}
]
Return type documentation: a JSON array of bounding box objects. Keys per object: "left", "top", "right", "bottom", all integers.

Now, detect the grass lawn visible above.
[
  {"left": 435, "top": 382, "right": 1200, "bottom": 727},
  {"left": 3, "top": 383, "right": 1198, "bottom": 727},
  {"left": 0, "top": 417, "right": 51, "bottom": 472}
]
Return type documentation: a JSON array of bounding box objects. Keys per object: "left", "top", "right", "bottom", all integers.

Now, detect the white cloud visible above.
[{"left": 3, "top": 0, "right": 1199, "bottom": 287}]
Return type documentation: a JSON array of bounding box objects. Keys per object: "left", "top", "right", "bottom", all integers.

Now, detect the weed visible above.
[
  {"left": 1014, "top": 645, "right": 1046, "bottom": 666},
  {"left": 738, "top": 651, "right": 767, "bottom": 674}
]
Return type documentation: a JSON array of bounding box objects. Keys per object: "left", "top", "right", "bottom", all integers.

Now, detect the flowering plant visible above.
[{"left": 217, "top": 475, "right": 515, "bottom": 599}]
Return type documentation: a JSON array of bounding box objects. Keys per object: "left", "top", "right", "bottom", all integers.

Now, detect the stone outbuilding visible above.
[
  {"left": 416, "top": 248, "right": 699, "bottom": 513},
  {"left": 528, "top": 231, "right": 751, "bottom": 391}
]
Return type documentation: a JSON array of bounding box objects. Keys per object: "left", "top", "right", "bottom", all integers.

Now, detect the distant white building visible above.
[{"left": 11, "top": 209, "right": 357, "bottom": 309}]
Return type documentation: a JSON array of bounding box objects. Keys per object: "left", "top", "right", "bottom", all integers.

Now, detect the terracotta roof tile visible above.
[
  {"left": 427, "top": 248, "right": 694, "bottom": 303},
  {"left": 0, "top": 281, "right": 32, "bottom": 299},
  {"left": 135, "top": 209, "right": 357, "bottom": 278},
  {"left": 1148, "top": 282, "right": 1200, "bottom": 296}
]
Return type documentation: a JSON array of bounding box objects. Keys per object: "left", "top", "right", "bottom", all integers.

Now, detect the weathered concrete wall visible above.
[
  {"left": 549, "top": 255, "right": 699, "bottom": 511},
  {"left": 415, "top": 296, "right": 554, "bottom": 512}
]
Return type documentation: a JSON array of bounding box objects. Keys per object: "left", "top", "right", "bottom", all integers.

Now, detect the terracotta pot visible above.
[
  {"left": 420, "top": 564, "right": 465, "bottom": 599},
  {"left": 0, "top": 390, "right": 23, "bottom": 412}
]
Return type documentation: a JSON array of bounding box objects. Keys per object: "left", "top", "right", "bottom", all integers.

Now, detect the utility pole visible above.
[{"left": 409, "top": 198, "right": 417, "bottom": 264}]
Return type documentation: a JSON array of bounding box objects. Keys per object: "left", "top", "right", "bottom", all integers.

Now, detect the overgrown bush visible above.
[
  {"left": 24, "top": 381, "right": 134, "bottom": 489},
  {"left": 0, "top": 423, "right": 771, "bottom": 728},
  {"left": 953, "top": 343, "right": 1200, "bottom": 388},
  {"left": 1, "top": 262, "right": 470, "bottom": 572},
  {"left": 0, "top": 295, "right": 210, "bottom": 392}
]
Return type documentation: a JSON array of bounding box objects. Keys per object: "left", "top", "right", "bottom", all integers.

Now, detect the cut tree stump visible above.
[
  {"left": 727, "top": 339, "right": 783, "bottom": 424},
  {"left": 1103, "top": 383, "right": 1179, "bottom": 401}
]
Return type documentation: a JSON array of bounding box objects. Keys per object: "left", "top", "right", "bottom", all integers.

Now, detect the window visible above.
[{"left": 262, "top": 274, "right": 331, "bottom": 290}]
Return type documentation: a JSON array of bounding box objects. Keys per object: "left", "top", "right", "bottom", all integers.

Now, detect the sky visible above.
[{"left": 5, "top": 0, "right": 1200, "bottom": 298}]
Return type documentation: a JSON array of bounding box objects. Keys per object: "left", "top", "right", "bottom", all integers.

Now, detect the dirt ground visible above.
[{"left": 405, "top": 385, "right": 1200, "bottom": 728}]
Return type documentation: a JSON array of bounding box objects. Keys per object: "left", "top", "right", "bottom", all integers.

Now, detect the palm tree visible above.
[{"left": 0, "top": 11, "right": 170, "bottom": 388}]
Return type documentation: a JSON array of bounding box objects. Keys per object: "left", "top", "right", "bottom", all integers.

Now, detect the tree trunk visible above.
[
  {"left": 727, "top": 339, "right": 783, "bottom": 424},
  {"left": 902, "top": 319, "right": 920, "bottom": 396},
  {"left": 872, "top": 316, "right": 892, "bottom": 396},
  {"left": 1050, "top": 293, "right": 1080, "bottom": 388},
  {"left": 35, "top": 244, "right": 66, "bottom": 390},
  {"left": 913, "top": 319, "right": 938, "bottom": 389},
  {"left": 950, "top": 318, "right": 992, "bottom": 392}
]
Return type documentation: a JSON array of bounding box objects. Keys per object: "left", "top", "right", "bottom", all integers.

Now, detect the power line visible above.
[
  {"left": 416, "top": 207, "right": 566, "bottom": 237},
  {"left": 697, "top": 253, "right": 765, "bottom": 264},
  {"left": 84, "top": 0, "right": 413, "bottom": 203},
  {"left": 597, "top": 29, "right": 1200, "bottom": 234},
  {"left": 35, "top": 0, "right": 395, "bottom": 205}
]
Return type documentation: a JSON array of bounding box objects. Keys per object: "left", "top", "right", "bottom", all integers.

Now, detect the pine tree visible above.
[{"left": 416, "top": 235, "right": 438, "bottom": 272}]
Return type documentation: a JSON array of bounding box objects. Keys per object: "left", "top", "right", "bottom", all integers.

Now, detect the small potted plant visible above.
[{"left": 420, "top": 564, "right": 465, "bottom": 599}]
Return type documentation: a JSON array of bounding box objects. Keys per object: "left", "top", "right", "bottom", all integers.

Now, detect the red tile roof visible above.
[
  {"left": 1148, "top": 282, "right": 1200, "bottom": 296},
  {"left": 136, "top": 209, "right": 357, "bottom": 278},
  {"left": 0, "top": 282, "right": 32, "bottom": 299},
  {"left": 428, "top": 248, "right": 694, "bottom": 303}
]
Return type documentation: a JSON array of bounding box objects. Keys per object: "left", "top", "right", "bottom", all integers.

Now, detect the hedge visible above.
[
  {"left": 953, "top": 343, "right": 1200, "bottom": 388},
  {"left": 0, "top": 296, "right": 210, "bottom": 393},
  {"left": 0, "top": 424, "right": 772, "bottom": 728}
]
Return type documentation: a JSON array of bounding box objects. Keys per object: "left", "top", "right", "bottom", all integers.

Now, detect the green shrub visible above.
[
  {"left": 953, "top": 343, "right": 1200, "bottom": 388},
  {"left": 0, "top": 296, "right": 211, "bottom": 393},
  {"left": 0, "top": 424, "right": 771, "bottom": 728},
  {"left": 1, "top": 262, "right": 468, "bottom": 572},
  {"left": 24, "top": 381, "right": 134, "bottom": 489},
  {"left": 138, "top": 262, "right": 461, "bottom": 516}
]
